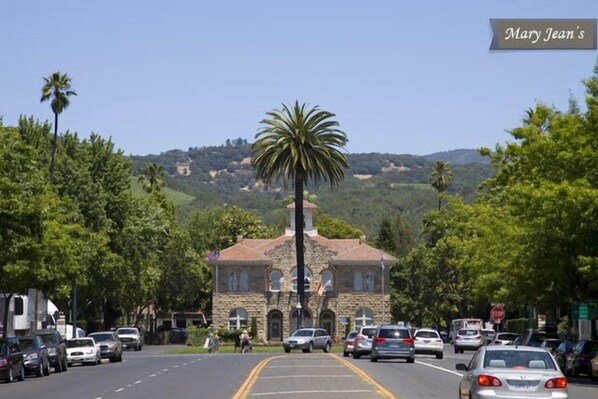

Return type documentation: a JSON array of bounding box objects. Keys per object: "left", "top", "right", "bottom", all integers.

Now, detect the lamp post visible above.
[
  {"left": 380, "top": 252, "right": 386, "bottom": 324},
  {"left": 296, "top": 301, "right": 302, "bottom": 331}
]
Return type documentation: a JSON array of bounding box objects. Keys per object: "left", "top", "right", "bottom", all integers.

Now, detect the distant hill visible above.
[
  {"left": 423, "top": 149, "right": 490, "bottom": 164},
  {"left": 129, "top": 142, "right": 494, "bottom": 239}
]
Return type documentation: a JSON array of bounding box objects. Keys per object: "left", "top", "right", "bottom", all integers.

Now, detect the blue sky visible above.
[{"left": 2, "top": 0, "right": 597, "bottom": 156}]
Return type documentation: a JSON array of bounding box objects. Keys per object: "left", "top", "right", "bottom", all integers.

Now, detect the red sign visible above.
[{"left": 490, "top": 306, "right": 506, "bottom": 323}]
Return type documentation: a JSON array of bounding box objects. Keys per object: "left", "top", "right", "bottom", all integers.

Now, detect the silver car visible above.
[
  {"left": 370, "top": 325, "right": 415, "bottom": 363},
  {"left": 454, "top": 328, "right": 485, "bottom": 353},
  {"left": 352, "top": 325, "right": 378, "bottom": 359},
  {"left": 456, "top": 346, "right": 568, "bottom": 399},
  {"left": 283, "top": 328, "right": 332, "bottom": 353}
]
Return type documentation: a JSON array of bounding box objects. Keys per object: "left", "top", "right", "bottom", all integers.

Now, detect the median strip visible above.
[
  {"left": 334, "top": 354, "right": 397, "bottom": 399},
  {"left": 232, "top": 356, "right": 284, "bottom": 399}
]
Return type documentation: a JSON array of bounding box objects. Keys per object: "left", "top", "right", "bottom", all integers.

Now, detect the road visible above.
[{"left": 1, "top": 345, "right": 596, "bottom": 399}]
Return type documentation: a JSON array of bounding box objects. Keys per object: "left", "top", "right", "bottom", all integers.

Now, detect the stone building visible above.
[{"left": 207, "top": 201, "right": 396, "bottom": 342}]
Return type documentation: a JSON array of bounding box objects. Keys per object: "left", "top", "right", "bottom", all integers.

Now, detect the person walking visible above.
[{"left": 240, "top": 329, "right": 251, "bottom": 353}]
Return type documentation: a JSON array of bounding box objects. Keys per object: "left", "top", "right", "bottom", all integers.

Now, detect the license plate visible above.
[
  {"left": 289, "top": 344, "right": 295, "bottom": 348},
  {"left": 423, "top": 340, "right": 430, "bottom": 343}
]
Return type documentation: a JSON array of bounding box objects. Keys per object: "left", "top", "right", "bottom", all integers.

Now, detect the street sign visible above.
[
  {"left": 572, "top": 302, "right": 597, "bottom": 320},
  {"left": 490, "top": 306, "right": 506, "bottom": 323}
]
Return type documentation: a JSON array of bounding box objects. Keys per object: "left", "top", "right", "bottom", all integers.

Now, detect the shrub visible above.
[
  {"left": 186, "top": 325, "right": 209, "bottom": 346},
  {"left": 251, "top": 317, "right": 258, "bottom": 341}
]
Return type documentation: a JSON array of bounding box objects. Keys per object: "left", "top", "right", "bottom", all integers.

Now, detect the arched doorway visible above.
[
  {"left": 290, "top": 309, "right": 313, "bottom": 333},
  {"left": 268, "top": 310, "right": 283, "bottom": 341},
  {"left": 319, "top": 310, "right": 335, "bottom": 337}
]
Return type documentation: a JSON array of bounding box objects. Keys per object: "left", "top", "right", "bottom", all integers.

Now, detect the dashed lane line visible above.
[
  {"left": 115, "top": 388, "right": 125, "bottom": 393},
  {"left": 415, "top": 360, "right": 464, "bottom": 377}
]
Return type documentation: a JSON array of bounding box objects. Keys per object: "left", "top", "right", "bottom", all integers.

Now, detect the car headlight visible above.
[{"left": 26, "top": 353, "right": 38, "bottom": 361}]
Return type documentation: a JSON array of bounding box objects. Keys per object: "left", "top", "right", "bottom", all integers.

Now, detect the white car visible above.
[
  {"left": 66, "top": 338, "right": 101, "bottom": 366},
  {"left": 116, "top": 327, "right": 143, "bottom": 351},
  {"left": 414, "top": 328, "right": 444, "bottom": 359}
]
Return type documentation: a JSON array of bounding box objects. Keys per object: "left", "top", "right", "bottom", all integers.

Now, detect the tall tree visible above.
[
  {"left": 138, "top": 163, "right": 165, "bottom": 194},
  {"left": 40, "top": 72, "right": 77, "bottom": 183},
  {"left": 430, "top": 161, "right": 454, "bottom": 210},
  {"left": 251, "top": 101, "right": 348, "bottom": 328}
]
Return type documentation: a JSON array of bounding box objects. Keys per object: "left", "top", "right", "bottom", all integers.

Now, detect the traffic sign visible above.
[{"left": 490, "top": 306, "right": 506, "bottom": 323}]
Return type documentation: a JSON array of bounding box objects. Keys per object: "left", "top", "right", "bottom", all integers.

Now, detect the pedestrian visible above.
[{"left": 240, "top": 329, "right": 251, "bottom": 353}]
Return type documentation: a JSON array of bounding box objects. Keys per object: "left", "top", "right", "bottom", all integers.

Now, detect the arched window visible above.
[
  {"left": 291, "top": 267, "right": 312, "bottom": 292},
  {"left": 354, "top": 271, "right": 362, "bottom": 291},
  {"left": 228, "top": 308, "right": 248, "bottom": 330},
  {"left": 354, "top": 308, "right": 374, "bottom": 328},
  {"left": 321, "top": 270, "right": 333, "bottom": 292},
  {"left": 239, "top": 271, "right": 249, "bottom": 292},
  {"left": 269, "top": 271, "right": 282, "bottom": 291}
]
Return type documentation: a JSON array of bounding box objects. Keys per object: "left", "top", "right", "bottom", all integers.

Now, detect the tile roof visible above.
[
  {"left": 216, "top": 243, "right": 270, "bottom": 262},
  {"left": 332, "top": 244, "right": 397, "bottom": 263}
]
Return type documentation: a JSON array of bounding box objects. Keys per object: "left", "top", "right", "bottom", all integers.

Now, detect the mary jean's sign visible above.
[{"left": 490, "top": 19, "right": 597, "bottom": 50}]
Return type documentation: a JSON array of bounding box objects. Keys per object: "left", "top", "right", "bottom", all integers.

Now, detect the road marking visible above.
[
  {"left": 250, "top": 390, "right": 373, "bottom": 396},
  {"left": 232, "top": 356, "right": 284, "bottom": 399},
  {"left": 415, "top": 360, "right": 464, "bottom": 377},
  {"left": 335, "top": 354, "right": 397, "bottom": 399},
  {"left": 183, "top": 363, "right": 187, "bottom": 365},
  {"left": 261, "top": 374, "right": 354, "bottom": 379},
  {"left": 134, "top": 380, "right": 142, "bottom": 384},
  {"left": 162, "top": 368, "right": 169, "bottom": 372},
  {"left": 174, "top": 365, "right": 179, "bottom": 368},
  {"left": 150, "top": 373, "right": 157, "bottom": 377},
  {"left": 268, "top": 365, "right": 344, "bottom": 368},
  {"left": 115, "top": 388, "right": 124, "bottom": 393}
]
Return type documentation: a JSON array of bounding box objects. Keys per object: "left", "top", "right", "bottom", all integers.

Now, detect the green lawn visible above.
[{"left": 162, "top": 344, "right": 344, "bottom": 355}]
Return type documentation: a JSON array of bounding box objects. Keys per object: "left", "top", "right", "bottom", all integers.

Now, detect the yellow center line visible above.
[
  {"left": 232, "top": 355, "right": 285, "bottom": 399},
  {"left": 331, "top": 354, "right": 398, "bottom": 399}
]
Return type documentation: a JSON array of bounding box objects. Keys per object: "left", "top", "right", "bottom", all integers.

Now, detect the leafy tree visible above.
[
  {"left": 251, "top": 101, "right": 348, "bottom": 327},
  {"left": 375, "top": 218, "right": 397, "bottom": 254},
  {"left": 40, "top": 71, "right": 76, "bottom": 183},
  {"left": 138, "top": 162, "right": 165, "bottom": 194},
  {"left": 430, "top": 161, "right": 454, "bottom": 210},
  {"left": 314, "top": 214, "right": 362, "bottom": 239}
]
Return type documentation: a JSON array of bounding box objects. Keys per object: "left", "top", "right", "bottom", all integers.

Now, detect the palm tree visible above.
[
  {"left": 40, "top": 71, "right": 77, "bottom": 183},
  {"left": 251, "top": 101, "right": 348, "bottom": 328},
  {"left": 431, "top": 161, "right": 454, "bottom": 210},
  {"left": 138, "top": 163, "right": 165, "bottom": 194}
]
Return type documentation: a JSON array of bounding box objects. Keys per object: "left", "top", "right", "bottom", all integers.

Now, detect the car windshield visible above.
[
  {"left": 89, "top": 333, "right": 113, "bottom": 342},
  {"left": 415, "top": 331, "right": 439, "bottom": 339},
  {"left": 292, "top": 330, "right": 314, "bottom": 337},
  {"left": 379, "top": 328, "right": 410, "bottom": 339},
  {"left": 39, "top": 334, "right": 59, "bottom": 346},
  {"left": 346, "top": 332, "right": 357, "bottom": 339},
  {"left": 483, "top": 350, "right": 556, "bottom": 370},
  {"left": 459, "top": 329, "right": 479, "bottom": 336},
  {"left": 543, "top": 340, "right": 561, "bottom": 349},
  {"left": 67, "top": 339, "right": 94, "bottom": 348},
  {"left": 117, "top": 328, "right": 137, "bottom": 335},
  {"left": 19, "top": 338, "right": 36, "bottom": 351},
  {"left": 360, "top": 328, "right": 377, "bottom": 338},
  {"left": 496, "top": 333, "right": 519, "bottom": 341},
  {"left": 482, "top": 330, "right": 495, "bottom": 337}
]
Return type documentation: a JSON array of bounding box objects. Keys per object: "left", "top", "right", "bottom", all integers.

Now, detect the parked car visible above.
[
  {"left": 489, "top": 332, "right": 520, "bottom": 346},
  {"left": 370, "top": 324, "right": 415, "bottom": 363},
  {"left": 518, "top": 329, "right": 560, "bottom": 347},
  {"left": 456, "top": 345, "right": 568, "bottom": 399},
  {"left": 34, "top": 329, "right": 68, "bottom": 372},
  {"left": 88, "top": 331, "right": 123, "bottom": 362},
  {"left": 19, "top": 335, "right": 51, "bottom": 377},
  {"left": 343, "top": 331, "right": 358, "bottom": 357},
  {"left": 67, "top": 338, "right": 101, "bottom": 366},
  {"left": 554, "top": 340, "right": 575, "bottom": 372},
  {"left": 591, "top": 351, "right": 598, "bottom": 381},
  {"left": 352, "top": 325, "right": 378, "bottom": 359},
  {"left": 565, "top": 340, "right": 598, "bottom": 377},
  {"left": 116, "top": 327, "right": 143, "bottom": 351},
  {"left": 282, "top": 328, "right": 332, "bottom": 353},
  {"left": 454, "top": 328, "right": 484, "bottom": 353},
  {"left": 0, "top": 337, "right": 25, "bottom": 383},
  {"left": 541, "top": 339, "right": 563, "bottom": 355},
  {"left": 413, "top": 328, "right": 443, "bottom": 359},
  {"left": 481, "top": 329, "right": 496, "bottom": 346}
]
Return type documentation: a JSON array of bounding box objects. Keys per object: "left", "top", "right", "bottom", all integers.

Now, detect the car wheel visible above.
[
  {"left": 436, "top": 352, "right": 443, "bottom": 360},
  {"left": 306, "top": 343, "right": 313, "bottom": 353},
  {"left": 343, "top": 351, "right": 349, "bottom": 357},
  {"left": 55, "top": 357, "right": 63, "bottom": 373},
  {"left": 284, "top": 348, "right": 291, "bottom": 353},
  {"left": 454, "top": 347, "right": 459, "bottom": 354},
  {"left": 5, "top": 366, "right": 13, "bottom": 383},
  {"left": 323, "top": 342, "right": 331, "bottom": 353},
  {"left": 407, "top": 357, "right": 415, "bottom": 364},
  {"left": 36, "top": 361, "right": 44, "bottom": 377},
  {"left": 62, "top": 356, "right": 68, "bottom": 372},
  {"left": 134, "top": 344, "right": 139, "bottom": 352},
  {"left": 43, "top": 359, "right": 51, "bottom": 376},
  {"left": 572, "top": 367, "right": 579, "bottom": 377},
  {"left": 370, "top": 356, "right": 378, "bottom": 363},
  {"left": 353, "top": 353, "right": 361, "bottom": 359},
  {"left": 17, "top": 364, "right": 25, "bottom": 381}
]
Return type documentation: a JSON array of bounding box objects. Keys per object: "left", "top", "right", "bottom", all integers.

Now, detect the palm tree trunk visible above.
[
  {"left": 438, "top": 195, "right": 441, "bottom": 211},
  {"left": 295, "top": 170, "right": 305, "bottom": 330},
  {"left": 49, "top": 112, "right": 58, "bottom": 184}
]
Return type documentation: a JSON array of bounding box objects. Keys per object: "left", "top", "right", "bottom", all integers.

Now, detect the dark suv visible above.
[
  {"left": 34, "top": 329, "right": 68, "bottom": 372},
  {"left": 370, "top": 325, "right": 415, "bottom": 363},
  {"left": 0, "top": 337, "right": 25, "bottom": 383},
  {"left": 19, "top": 335, "right": 51, "bottom": 377}
]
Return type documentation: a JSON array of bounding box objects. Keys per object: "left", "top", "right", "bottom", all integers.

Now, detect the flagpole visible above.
[{"left": 381, "top": 252, "right": 385, "bottom": 324}]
